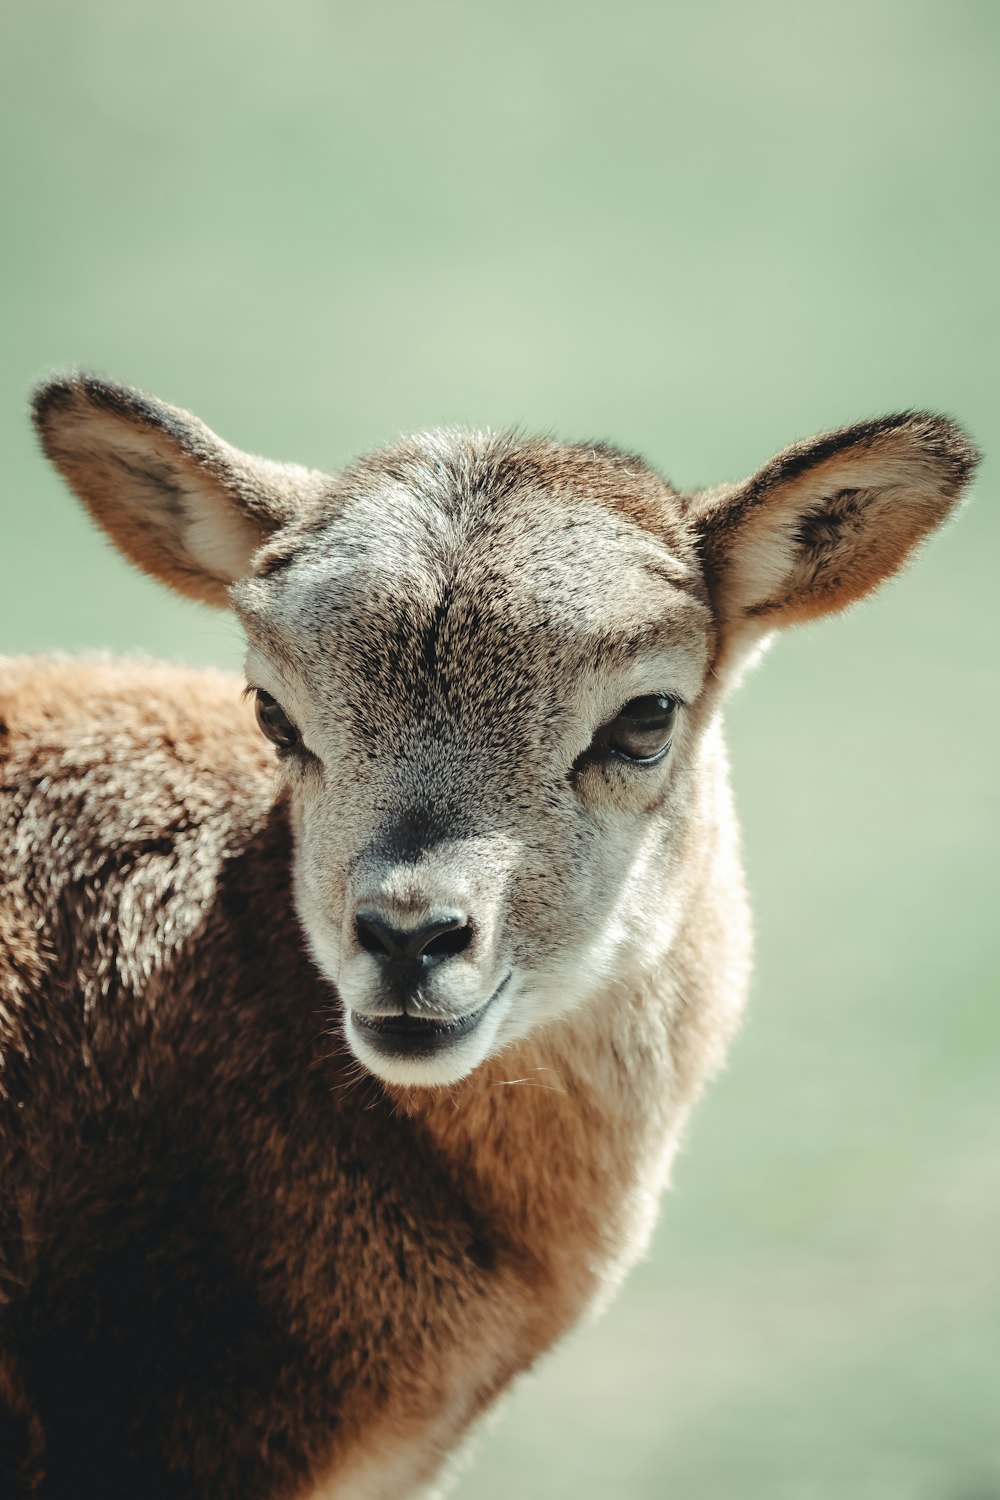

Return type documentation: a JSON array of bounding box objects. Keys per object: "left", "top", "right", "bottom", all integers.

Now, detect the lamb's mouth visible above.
[{"left": 349, "top": 974, "right": 511, "bottom": 1060}]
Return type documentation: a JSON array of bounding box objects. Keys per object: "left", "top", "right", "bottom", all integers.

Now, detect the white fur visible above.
[{"left": 184, "top": 494, "right": 263, "bottom": 582}]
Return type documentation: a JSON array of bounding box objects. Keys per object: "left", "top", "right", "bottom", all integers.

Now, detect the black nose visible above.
[{"left": 354, "top": 910, "right": 473, "bottom": 970}]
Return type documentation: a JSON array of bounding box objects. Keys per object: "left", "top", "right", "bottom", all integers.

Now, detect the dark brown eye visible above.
[
  {"left": 607, "top": 694, "right": 678, "bottom": 764},
  {"left": 254, "top": 689, "right": 300, "bottom": 752}
]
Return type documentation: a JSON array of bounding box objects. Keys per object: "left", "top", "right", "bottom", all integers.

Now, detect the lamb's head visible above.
[
  {"left": 230, "top": 435, "right": 721, "bottom": 1088},
  {"left": 33, "top": 375, "right": 978, "bottom": 1087}
]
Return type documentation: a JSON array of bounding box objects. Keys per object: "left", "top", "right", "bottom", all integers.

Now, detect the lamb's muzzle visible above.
[{"left": 349, "top": 976, "right": 511, "bottom": 1063}]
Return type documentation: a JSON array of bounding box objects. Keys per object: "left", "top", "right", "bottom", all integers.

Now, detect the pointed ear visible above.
[
  {"left": 32, "top": 373, "right": 332, "bottom": 607},
  {"left": 689, "top": 412, "right": 979, "bottom": 654}
]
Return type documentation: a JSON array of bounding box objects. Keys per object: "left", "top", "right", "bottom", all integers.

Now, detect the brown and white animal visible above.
[{"left": 0, "top": 375, "right": 977, "bottom": 1498}]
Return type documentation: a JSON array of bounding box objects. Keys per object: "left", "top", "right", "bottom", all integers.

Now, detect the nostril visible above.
[
  {"left": 355, "top": 912, "right": 393, "bottom": 959},
  {"left": 421, "top": 924, "right": 473, "bottom": 960}
]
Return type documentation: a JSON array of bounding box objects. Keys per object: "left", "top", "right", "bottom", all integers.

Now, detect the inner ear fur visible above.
[
  {"left": 33, "top": 373, "right": 331, "bottom": 606},
  {"left": 689, "top": 412, "right": 979, "bottom": 642}
]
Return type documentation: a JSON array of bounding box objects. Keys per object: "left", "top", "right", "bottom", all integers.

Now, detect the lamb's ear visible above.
[
  {"left": 689, "top": 412, "right": 979, "bottom": 657},
  {"left": 32, "top": 373, "right": 332, "bottom": 606}
]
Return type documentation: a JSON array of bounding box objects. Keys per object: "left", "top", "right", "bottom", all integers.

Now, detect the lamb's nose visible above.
[{"left": 354, "top": 910, "right": 473, "bottom": 970}]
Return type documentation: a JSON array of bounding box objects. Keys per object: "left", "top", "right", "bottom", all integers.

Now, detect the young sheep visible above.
[{"left": 0, "top": 375, "right": 977, "bottom": 1499}]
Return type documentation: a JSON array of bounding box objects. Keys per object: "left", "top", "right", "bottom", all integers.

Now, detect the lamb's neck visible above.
[{"left": 398, "top": 973, "right": 686, "bottom": 1320}]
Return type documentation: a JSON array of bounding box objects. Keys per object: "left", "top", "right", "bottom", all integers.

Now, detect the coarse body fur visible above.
[{"left": 0, "top": 378, "right": 979, "bottom": 1497}]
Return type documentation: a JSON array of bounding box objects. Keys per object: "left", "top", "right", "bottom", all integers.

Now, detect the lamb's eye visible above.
[
  {"left": 607, "top": 695, "right": 678, "bottom": 764},
  {"left": 254, "top": 689, "right": 300, "bottom": 751}
]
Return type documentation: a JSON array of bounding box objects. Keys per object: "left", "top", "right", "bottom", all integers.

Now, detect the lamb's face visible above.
[{"left": 232, "top": 435, "right": 714, "bottom": 1087}]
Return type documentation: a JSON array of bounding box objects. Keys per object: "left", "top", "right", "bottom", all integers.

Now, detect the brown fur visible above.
[
  {"left": 0, "top": 377, "right": 979, "bottom": 1498},
  {"left": 0, "top": 657, "right": 735, "bottom": 1499}
]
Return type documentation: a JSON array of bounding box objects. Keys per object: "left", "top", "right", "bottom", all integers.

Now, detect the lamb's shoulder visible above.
[
  {"left": 2, "top": 654, "right": 271, "bottom": 961},
  {"left": 0, "top": 653, "right": 271, "bottom": 823},
  {"left": 0, "top": 652, "right": 290, "bottom": 1168}
]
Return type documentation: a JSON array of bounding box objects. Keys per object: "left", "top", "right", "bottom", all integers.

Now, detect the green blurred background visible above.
[{"left": 2, "top": 2, "right": 998, "bottom": 1494}]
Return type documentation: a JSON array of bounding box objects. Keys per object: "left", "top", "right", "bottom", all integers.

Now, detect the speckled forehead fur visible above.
[
  {"left": 238, "top": 430, "right": 714, "bottom": 743},
  {"left": 260, "top": 429, "right": 698, "bottom": 573}
]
